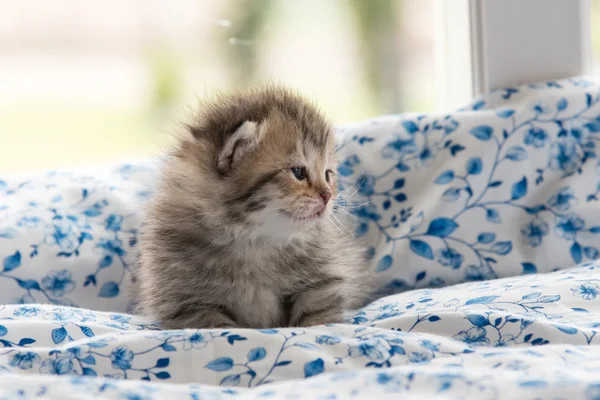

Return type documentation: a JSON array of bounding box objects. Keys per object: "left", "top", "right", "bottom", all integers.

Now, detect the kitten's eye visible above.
[
  {"left": 291, "top": 167, "right": 307, "bottom": 181},
  {"left": 325, "top": 169, "right": 334, "bottom": 183}
]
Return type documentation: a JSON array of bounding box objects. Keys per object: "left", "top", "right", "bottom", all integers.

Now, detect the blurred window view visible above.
[
  {"left": 0, "top": 0, "right": 436, "bottom": 172},
  {"left": 592, "top": 0, "right": 600, "bottom": 74}
]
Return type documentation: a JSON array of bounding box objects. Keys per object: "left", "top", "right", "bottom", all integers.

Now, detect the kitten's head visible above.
[{"left": 163, "top": 87, "right": 339, "bottom": 243}]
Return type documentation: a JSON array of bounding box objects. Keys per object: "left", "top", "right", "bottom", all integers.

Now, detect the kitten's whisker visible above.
[
  {"left": 337, "top": 190, "right": 359, "bottom": 203},
  {"left": 333, "top": 208, "right": 353, "bottom": 218},
  {"left": 338, "top": 178, "right": 358, "bottom": 192},
  {"left": 329, "top": 212, "right": 353, "bottom": 237},
  {"left": 338, "top": 185, "right": 360, "bottom": 200},
  {"left": 332, "top": 213, "right": 352, "bottom": 233},
  {"left": 343, "top": 200, "right": 372, "bottom": 209},
  {"left": 331, "top": 218, "right": 353, "bottom": 239},
  {"left": 327, "top": 214, "right": 344, "bottom": 233},
  {"left": 327, "top": 213, "right": 341, "bottom": 233},
  {"left": 330, "top": 206, "right": 351, "bottom": 223},
  {"left": 338, "top": 178, "right": 359, "bottom": 194},
  {"left": 327, "top": 216, "right": 345, "bottom": 237}
]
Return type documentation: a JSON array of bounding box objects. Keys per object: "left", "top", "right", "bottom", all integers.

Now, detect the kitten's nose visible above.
[{"left": 319, "top": 191, "right": 332, "bottom": 205}]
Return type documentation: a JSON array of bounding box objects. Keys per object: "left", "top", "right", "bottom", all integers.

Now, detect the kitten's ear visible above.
[{"left": 216, "top": 121, "right": 263, "bottom": 174}]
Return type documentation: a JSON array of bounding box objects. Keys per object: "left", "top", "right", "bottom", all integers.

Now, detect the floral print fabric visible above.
[
  {"left": 0, "top": 164, "right": 154, "bottom": 312},
  {"left": 1, "top": 264, "right": 600, "bottom": 398},
  {"left": 2, "top": 77, "right": 600, "bottom": 398},
  {"left": 336, "top": 77, "right": 600, "bottom": 294},
  {"left": 1, "top": 78, "right": 600, "bottom": 308}
]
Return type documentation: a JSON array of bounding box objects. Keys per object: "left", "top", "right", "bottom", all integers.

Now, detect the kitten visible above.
[{"left": 133, "top": 87, "right": 372, "bottom": 329}]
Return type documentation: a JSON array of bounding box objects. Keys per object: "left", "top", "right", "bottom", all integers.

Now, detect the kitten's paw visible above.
[
  {"left": 159, "top": 309, "right": 239, "bottom": 330},
  {"left": 294, "top": 310, "right": 343, "bottom": 327}
]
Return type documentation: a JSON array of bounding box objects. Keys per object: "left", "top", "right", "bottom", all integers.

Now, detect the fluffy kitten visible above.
[{"left": 133, "top": 87, "right": 372, "bottom": 329}]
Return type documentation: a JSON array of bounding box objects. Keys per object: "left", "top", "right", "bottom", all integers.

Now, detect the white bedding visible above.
[
  {"left": 2, "top": 264, "right": 600, "bottom": 399},
  {"left": 3, "top": 77, "right": 600, "bottom": 399}
]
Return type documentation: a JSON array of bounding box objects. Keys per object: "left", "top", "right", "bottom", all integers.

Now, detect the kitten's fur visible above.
[{"left": 133, "top": 87, "right": 372, "bottom": 329}]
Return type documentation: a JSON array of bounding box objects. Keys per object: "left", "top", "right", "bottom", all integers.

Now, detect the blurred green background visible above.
[{"left": 0, "top": 0, "right": 599, "bottom": 172}]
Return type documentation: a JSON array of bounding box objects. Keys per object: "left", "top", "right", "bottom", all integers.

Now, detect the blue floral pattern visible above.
[
  {"left": 0, "top": 264, "right": 599, "bottom": 398},
  {"left": 0, "top": 164, "right": 154, "bottom": 311},
  {"left": 336, "top": 77, "right": 600, "bottom": 293},
  {"left": 2, "top": 78, "right": 600, "bottom": 398},
  {"left": 1, "top": 79, "right": 595, "bottom": 311}
]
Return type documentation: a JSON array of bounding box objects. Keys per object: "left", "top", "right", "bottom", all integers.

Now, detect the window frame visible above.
[{"left": 435, "top": 0, "right": 593, "bottom": 111}]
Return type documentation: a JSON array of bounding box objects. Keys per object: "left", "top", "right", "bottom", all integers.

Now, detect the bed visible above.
[{"left": 1, "top": 77, "right": 600, "bottom": 399}]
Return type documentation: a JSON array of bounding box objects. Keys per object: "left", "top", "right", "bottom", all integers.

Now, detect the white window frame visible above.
[{"left": 435, "top": 0, "right": 593, "bottom": 111}]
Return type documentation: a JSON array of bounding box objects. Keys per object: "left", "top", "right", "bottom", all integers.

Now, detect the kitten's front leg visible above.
[{"left": 289, "top": 280, "right": 347, "bottom": 327}]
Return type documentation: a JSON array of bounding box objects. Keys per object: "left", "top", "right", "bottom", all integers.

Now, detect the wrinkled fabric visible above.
[
  {"left": 2, "top": 77, "right": 600, "bottom": 398},
  {"left": 2, "top": 264, "right": 600, "bottom": 398}
]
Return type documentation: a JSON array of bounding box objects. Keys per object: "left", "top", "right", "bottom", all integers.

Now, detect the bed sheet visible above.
[{"left": 2, "top": 264, "right": 600, "bottom": 399}]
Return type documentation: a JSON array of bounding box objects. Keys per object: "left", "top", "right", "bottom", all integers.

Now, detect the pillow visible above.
[
  {"left": 336, "top": 77, "right": 600, "bottom": 296},
  {"left": 0, "top": 163, "right": 155, "bottom": 312}
]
